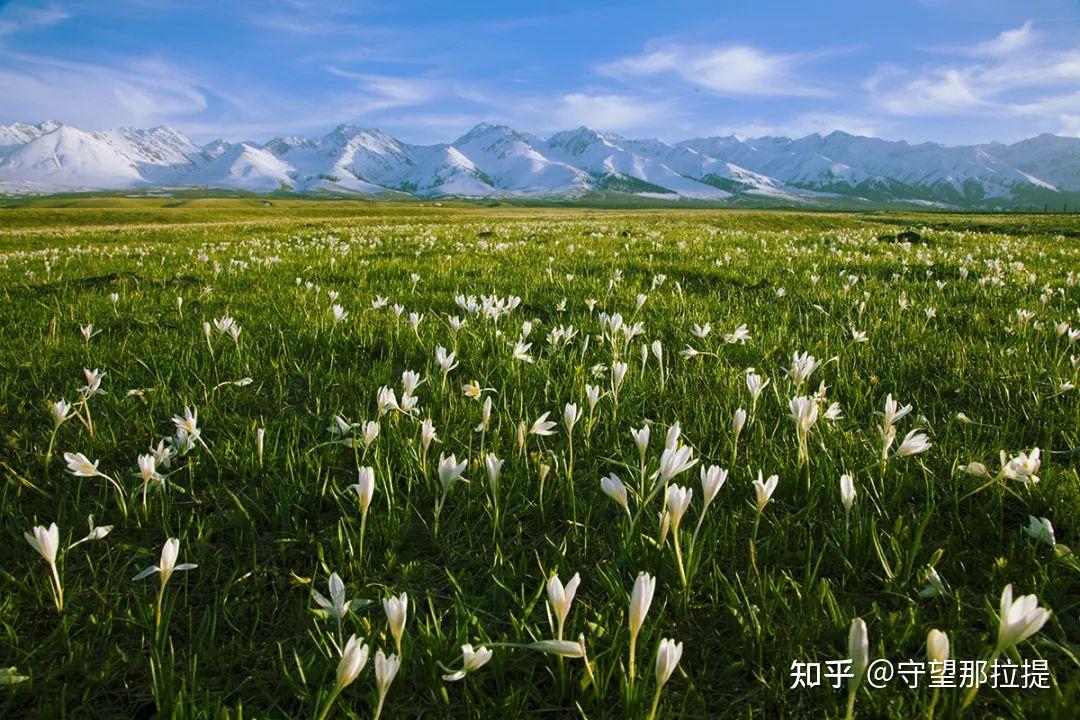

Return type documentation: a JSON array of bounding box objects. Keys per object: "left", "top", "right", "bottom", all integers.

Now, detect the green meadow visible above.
[{"left": 0, "top": 199, "right": 1077, "bottom": 718}]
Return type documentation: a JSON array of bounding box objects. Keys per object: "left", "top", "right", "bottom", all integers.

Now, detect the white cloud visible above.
[
  {"left": 550, "top": 93, "right": 673, "bottom": 130},
  {"left": 599, "top": 42, "right": 831, "bottom": 97},
  {"left": 0, "top": 1, "right": 69, "bottom": 37},
  {"left": 0, "top": 51, "right": 208, "bottom": 128},
  {"left": 969, "top": 21, "right": 1036, "bottom": 57},
  {"left": 877, "top": 67, "right": 990, "bottom": 116},
  {"left": 869, "top": 22, "right": 1080, "bottom": 120},
  {"left": 325, "top": 69, "right": 442, "bottom": 113}
]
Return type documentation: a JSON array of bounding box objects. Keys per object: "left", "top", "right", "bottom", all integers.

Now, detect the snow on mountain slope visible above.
[
  {"left": 396, "top": 143, "right": 497, "bottom": 196},
  {"left": 617, "top": 137, "right": 781, "bottom": 194},
  {"left": 184, "top": 143, "right": 294, "bottom": 192},
  {"left": 542, "top": 127, "right": 729, "bottom": 199},
  {"left": 788, "top": 132, "right": 1053, "bottom": 196},
  {"left": 101, "top": 126, "right": 202, "bottom": 167},
  {"left": 681, "top": 134, "right": 874, "bottom": 188},
  {"left": 451, "top": 123, "right": 591, "bottom": 196},
  {"left": 261, "top": 125, "right": 398, "bottom": 193},
  {"left": 984, "top": 134, "right": 1080, "bottom": 191},
  {"left": 0, "top": 125, "right": 143, "bottom": 190},
  {"left": 681, "top": 131, "right": 1073, "bottom": 199},
  {"left": 0, "top": 120, "right": 1077, "bottom": 204},
  {"left": 0, "top": 120, "right": 63, "bottom": 157}
]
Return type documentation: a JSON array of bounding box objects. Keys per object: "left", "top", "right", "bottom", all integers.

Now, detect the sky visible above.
[{"left": 0, "top": 0, "right": 1078, "bottom": 146}]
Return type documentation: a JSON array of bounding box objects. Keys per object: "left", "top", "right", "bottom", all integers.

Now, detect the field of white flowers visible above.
[{"left": 1, "top": 207, "right": 1077, "bottom": 718}]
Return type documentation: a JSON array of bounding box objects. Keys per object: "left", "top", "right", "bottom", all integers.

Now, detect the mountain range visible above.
[{"left": 2, "top": 120, "right": 1079, "bottom": 208}]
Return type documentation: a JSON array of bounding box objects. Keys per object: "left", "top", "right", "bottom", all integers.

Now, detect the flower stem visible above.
[
  {"left": 315, "top": 685, "right": 342, "bottom": 720},
  {"left": 50, "top": 562, "right": 64, "bottom": 612},
  {"left": 647, "top": 687, "right": 662, "bottom": 720}
]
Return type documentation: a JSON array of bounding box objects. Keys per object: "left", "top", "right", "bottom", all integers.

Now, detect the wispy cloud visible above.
[
  {"left": 868, "top": 18, "right": 1080, "bottom": 138},
  {"left": 968, "top": 20, "right": 1037, "bottom": 57},
  {"left": 598, "top": 42, "right": 833, "bottom": 97},
  {"left": 0, "top": 1, "right": 70, "bottom": 37},
  {"left": 0, "top": 50, "right": 208, "bottom": 128},
  {"left": 548, "top": 93, "right": 674, "bottom": 131},
  {"left": 867, "top": 21, "right": 1080, "bottom": 125}
]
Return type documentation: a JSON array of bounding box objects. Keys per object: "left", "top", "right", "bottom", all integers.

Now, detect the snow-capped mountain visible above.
[{"left": 1, "top": 120, "right": 1078, "bottom": 208}]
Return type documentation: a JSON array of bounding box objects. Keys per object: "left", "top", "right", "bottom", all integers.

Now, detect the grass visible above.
[{"left": 0, "top": 203, "right": 1077, "bottom": 718}]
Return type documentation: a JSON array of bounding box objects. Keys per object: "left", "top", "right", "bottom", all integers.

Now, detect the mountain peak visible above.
[
  {"left": 0, "top": 120, "right": 1077, "bottom": 204},
  {"left": 455, "top": 122, "right": 522, "bottom": 144}
]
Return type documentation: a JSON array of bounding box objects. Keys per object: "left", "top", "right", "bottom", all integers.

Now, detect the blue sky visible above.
[{"left": 0, "top": 0, "right": 1078, "bottom": 145}]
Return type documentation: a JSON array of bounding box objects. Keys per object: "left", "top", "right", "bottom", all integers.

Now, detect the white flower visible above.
[
  {"left": 699, "top": 465, "right": 727, "bottom": 508},
  {"left": 893, "top": 429, "right": 932, "bottom": 457},
  {"left": 753, "top": 471, "right": 779, "bottom": 513},
  {"left": 24, "top": 522, "right": 62, "bottom": 610},
  {"left": 511, "top": 340, "right": 534, "bottom": 363},
  {"left": 171, "top": 406, "right": 201, "bottom": 440},
  {"left": 788, "top": 395, "right": 819, "bottom": 433},
  {"left": 383, "top": 592, "right": 408, "bottom": 653},
  {"left": 959, "top": 461, "right": 989, "bottom": 477},
  {"left": 745, "top": 372, "right": 770, "bottom": 402},
  {"left": 723, "top": 323, "right": 750, "bottom": 344},
  {"left": 81, "top": 368, "right": 105, "bottom": 397},
  {"left": 50, "top": 399, "right": 74, "bottom": 428},
  {"left": 374, "top": 649, "right": 401, "bottom": 698},
  {"left": 25, "top": 522, "right": 60, "bottom": 565},
  {"left": 733, "top": 408, "right": 747, "bottom": 438},
  {"left": 563, "top": 403, "right": 582, "bottom": 433},
  {"left": 664, "top": 485, "right": 693, "bottom": 530},
  {"left": 601, "top": 473, "right": 630, "bottom": 515},
  {"left": 789, "top": 351, "right": 821, "bottom": 387},
  {"left": 1023, "top": 516, "right": 1055, "bottom": 547},
  {"left": 418, "top": 418, "right": 438, "bottom": 453},
  {"left": 435, "top": 346, "right": 457, "bottom": 374},
  {"left": 349, "top": 467, "right": 375, "bottom": 514},
  {"left": 585, "top": 384, "right": 602, "bottom": 413},
  {"left": 919, "top": 566, "right": 948, "bottom": 598},
  {"left": 840, "top": 474, "right": 856, "bottom": 512},
  {"left": 995, "top": 584, "right": 1051, "bottom": 653},
  {"left": 528, "top": 639, "right": 585, "bottom": 658},
  {"left": 68, "top": 514, "right": 113, "bottom": 549},
  {"left": 485, "top": 453, "right": 504, "bottom": 494},
  {"left": 612, "top": 361, "right": 629, "bottom": 392},
  {"left": 927, "top": 629, "right": 950, "bottom": 670},
  {"left": 631, "top": 425, "right": 651, "bottom": 459},
  {"left": 377, "top": 387, "right": 399, "bottom": 416},
  {"left": 312, "top": 572, "right": 352, "bottom": 621},
  {"left": 658, "top": 445, "right": 697, "bottom": 484},
  {"left": 137, "top": 453, "right": 161, "bottom": 485},
  {"left": 442, "top": 644, "right": 493, "bottom": 682},
  {"left": 665, "top": 422, "right": 681, "bottom": 451},
  {"left": 530, "top": 411, "right": 557, "bottom": 437},
  {"left": 1001, "top": 448, "right": 1041, "bottom": 485},
  {"left": 401, "top": 370, "right": 422, "bottom": 395},
  {"left": 133, "top": 537, "right": 197, "bottom": 584},
  {"left": 629, "top": 572, "right": 656, "bottom": 639},
  {"left": 546, "top": 572, "right": 581, "bottom": 637},
  {"left": 336, "top": 635, "right": 370, "bottom": 689},
  {"left": 848, "top": 618, "right": 869, "bottom": 689},
  {"left": 654, "top": 638, "right": 683, "bottom": 687},
  {"left": 881, "top": 394, "right": 913, "bottom": 429},
  {"left": 64, "top": 452, "right": 106, "bottom": 478},
  {"left": 437, "top": 454, "right": 467, "bottom": 493}
]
